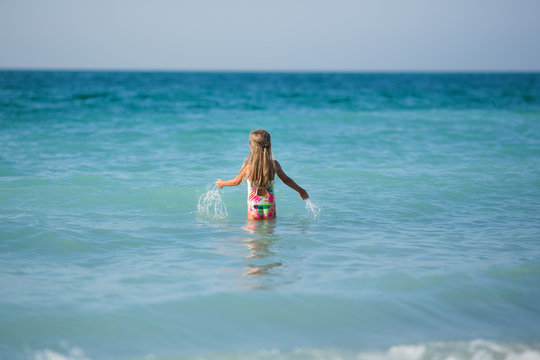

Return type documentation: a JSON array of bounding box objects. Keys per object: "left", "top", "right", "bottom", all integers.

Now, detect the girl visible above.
[{"left": 215, "top": 129, "right": 309, "bottom": 220}]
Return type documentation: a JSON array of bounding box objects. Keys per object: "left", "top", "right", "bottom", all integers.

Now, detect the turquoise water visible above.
[{"left": 1, "top": 71, "right": 540, "bottom": 360}]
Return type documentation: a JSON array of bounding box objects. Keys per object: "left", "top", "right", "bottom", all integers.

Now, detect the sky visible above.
[{"left": 1, "top": 0, "right": 539, "bottom": 71}]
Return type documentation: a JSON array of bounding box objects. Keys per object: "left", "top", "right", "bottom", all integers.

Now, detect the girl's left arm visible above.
[
  {"left": 215, "top": 163, "right": 246, "bottom": 188},
  {"left": 274, "top": 160, "right": 309, "bottom": 200}
]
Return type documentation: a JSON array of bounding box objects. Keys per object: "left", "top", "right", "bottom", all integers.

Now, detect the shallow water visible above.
[{"left": 1, "top": 71, "right": 540, "bottom": 359}]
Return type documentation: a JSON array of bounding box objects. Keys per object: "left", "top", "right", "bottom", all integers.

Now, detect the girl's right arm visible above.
[
  {"left": 274, "top": 160, "right": 309, "bottom": 200},
  {"left": 215, "top": 163, "right": 247, "bottom": 189}
]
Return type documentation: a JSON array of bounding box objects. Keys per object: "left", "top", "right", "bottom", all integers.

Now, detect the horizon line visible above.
[{"left": 1, "top": 67, "right": 539, "bottom": 74}]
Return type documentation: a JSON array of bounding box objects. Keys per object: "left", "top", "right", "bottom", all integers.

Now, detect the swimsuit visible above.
[{"left": 247, "top": 180, "right": 275, "bottom": 219}]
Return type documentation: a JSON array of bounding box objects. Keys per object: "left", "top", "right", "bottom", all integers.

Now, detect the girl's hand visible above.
[
  {"left": 299, "top": 188, "right": 309, "bottom": 200},
  {"left": 215, "top": 179, "right": 224, "bottom": 189}
]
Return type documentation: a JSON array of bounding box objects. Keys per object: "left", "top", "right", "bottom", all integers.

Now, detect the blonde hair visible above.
[{"left": 244, "top": 129, "right": 275, "bottom": 188}]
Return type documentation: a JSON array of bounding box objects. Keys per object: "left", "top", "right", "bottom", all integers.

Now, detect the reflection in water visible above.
[{"left": 241, "top": 220, "right": 282, "bottom": 286}]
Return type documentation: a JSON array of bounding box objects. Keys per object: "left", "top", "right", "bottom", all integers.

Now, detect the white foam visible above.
[
  {"left": 305, "top": 199, "right": 321, "bottom": 219},
  {"left": 285, "top": 341, "right": 540, "bottom": 360},
  {"left": 387, "top": 344, "right": 426, "bottom": 360},
  {"left": 357, "top": 345, "right": 426, "bottom": 360},
  {"left": 30, "top": 340, "right": 540, "bottom": 360},
  {"left": 33, "top": 347, "right": 90, "bottom": 360},
  {"left": 507, "top": 350, "right": 540, "bottom": 360},
  {"left": 197, "top": 186, "right": 228, "bottom": 218}
]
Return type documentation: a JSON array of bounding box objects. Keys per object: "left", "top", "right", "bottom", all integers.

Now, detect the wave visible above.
[
  {"left": 31, "top": 340, "right": 540, "bottom": 360},
  {"left": 71, "top": 92, "right": 111, "bottom": 100}
]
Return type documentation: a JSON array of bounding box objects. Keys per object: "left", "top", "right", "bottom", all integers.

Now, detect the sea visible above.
[{"left": 1, "top": 71, "right": 539, "bottom": 360}]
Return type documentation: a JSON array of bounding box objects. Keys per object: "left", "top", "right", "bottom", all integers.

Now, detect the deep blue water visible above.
[{"left": 1, "top": 71, "right": 540, "bottom": 360}]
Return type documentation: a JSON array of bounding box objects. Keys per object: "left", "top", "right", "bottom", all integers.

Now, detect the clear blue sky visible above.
[{"left": 1, "top": 0, "right": 539, "bottom": 71}]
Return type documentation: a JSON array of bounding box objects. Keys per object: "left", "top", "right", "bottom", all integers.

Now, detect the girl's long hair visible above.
[{"left": 244, "top": 129, "right": 275, "bottom": 188}]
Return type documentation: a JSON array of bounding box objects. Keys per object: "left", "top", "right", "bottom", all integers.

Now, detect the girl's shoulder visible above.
[{"left": 241, "top": 161, "right": 250, "bottom": 174}]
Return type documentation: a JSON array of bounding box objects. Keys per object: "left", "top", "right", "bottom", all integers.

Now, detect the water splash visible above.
[
  {"left": 305, "top": 199, "right": 321, "bottom": 219},
  {"left": 197, "top": 186, "right": 228, "bottom": 218}
]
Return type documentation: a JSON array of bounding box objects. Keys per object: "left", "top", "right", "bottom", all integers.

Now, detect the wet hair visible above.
[{"left": 244, "top": 129, "right": 275, "bottom": 188}]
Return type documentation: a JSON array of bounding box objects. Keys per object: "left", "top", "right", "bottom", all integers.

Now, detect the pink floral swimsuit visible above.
[{"left": 247, "top": 180, "right": 275, "bottom": 219}]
